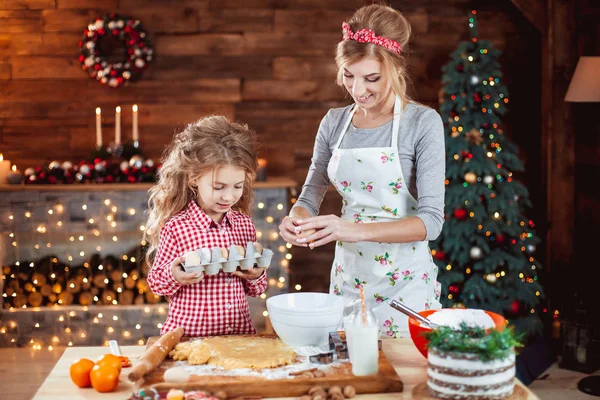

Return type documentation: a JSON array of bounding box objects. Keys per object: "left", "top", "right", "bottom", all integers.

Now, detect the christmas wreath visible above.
[{"left": 79, "top": 13, "right": 153, "bottom": 88}]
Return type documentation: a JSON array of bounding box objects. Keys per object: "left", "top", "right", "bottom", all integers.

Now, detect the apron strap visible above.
[
  {"left": 391, "top": 96, "right": 402, "bottom": 149},
  {"left": 334, "top": 105, "right": 358, "bottom": 150}
]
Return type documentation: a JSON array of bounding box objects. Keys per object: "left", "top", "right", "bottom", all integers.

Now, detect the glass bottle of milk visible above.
[{"left": 343, "top": 302, "right": 379, "bottom": 376}]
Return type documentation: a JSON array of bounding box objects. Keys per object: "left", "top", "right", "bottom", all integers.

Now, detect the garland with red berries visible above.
[{"left": 79, "top": 13, "right": 153, "bottom": 88}]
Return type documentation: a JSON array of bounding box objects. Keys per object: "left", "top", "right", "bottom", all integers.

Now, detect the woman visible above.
[{"left": 279, "top": 4, "right": 444, "bottom": 337}]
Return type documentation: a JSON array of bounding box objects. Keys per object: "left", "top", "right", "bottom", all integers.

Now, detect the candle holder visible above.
[
  {"left": 106, "top": 142, "right": 124, "bottom": 160},
  {"left": 7, "top": 168, "right": 23, "bottom": 184}
]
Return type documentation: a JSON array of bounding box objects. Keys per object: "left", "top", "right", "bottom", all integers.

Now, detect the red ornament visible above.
[
  {"left": 433, "top": 250, "right": 445, "bottom": 261},
  {"left": 456, "top": 64, "right": 464, "bottom": 72},
  {"left": 460, "top": 150, "right": 469, "bottom": 158},
  {"left": 453, "top": 208, "right": 468, "bottom": 220},
  {"left": 510, "top": 300, "right": 520, "bottom": 313},
  {"left": 496, "top": 234, "right": 505, "bottom": 244}
]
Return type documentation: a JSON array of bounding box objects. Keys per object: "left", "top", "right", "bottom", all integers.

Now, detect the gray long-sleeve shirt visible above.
[{"left": 292, "top": 101, "right": 446, "bottom": 241}]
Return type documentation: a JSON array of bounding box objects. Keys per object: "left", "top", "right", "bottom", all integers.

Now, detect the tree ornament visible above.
[
  {"left": 470, "top": 246, "right": 482, "bottom": 259},
  {"left": 470, "top": 75, "right": 479, "bottom": 85},
  {"left": 454, "top": 208, "right": 468, "bottom": 220},
  {"left": 433, "top": 250, "right": 445, "bottom": 261},
  {"left": 465, "top": 129, "right": 484, "bottom": 145},
  {"left": 129, "top": 155, "right": 144, "bottom": 169},
  {"left": 48, "top": 161, "right": 61, "bottom": 170},
  {"left": 510, "top": 300, "right": 520, "bottom": 314},
  {"left": 456, "top": 64, "right": 464, "bottom": 72},
  {"left": 485, "top": 274, "right": 497, "bottom": 283},
  {"left": 120, "top": 161, "right": 130, "bottom": 172},
  {"left": 526, "top": 244, "right": 536, "bottom": 254},
  {"left": 79, "top": 14, "right": 153, "bottom": 88},
  {"left": 145, "top": 159, "right": 154, "bottom": 168},
  {"left": 496, "top": 234, "right": 505, "bottom": 244},
  {"left": 483, "top": 175, "right": 494, "bottom": 185},
  {"left": 464, "top": 172, "right": 477, "bottom": 184},
  {"left": 79, "top": 165, "right": 90, "bottom": 175},
  {"left": 62, "top": 161, "right": 73, "bottom": 170},
  {"left": 473, "top": 93, "right": 482, "bottom": 103},
  {"left": 24, "top": 167, "right": 35, "bottom": 177}
]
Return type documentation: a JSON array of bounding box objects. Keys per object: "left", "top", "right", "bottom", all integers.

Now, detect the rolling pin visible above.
[{"left": 127, "top": 327, "right": 184, "bottom": 382}]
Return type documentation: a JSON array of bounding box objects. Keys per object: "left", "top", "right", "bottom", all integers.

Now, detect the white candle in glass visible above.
[
  {"left": 95, "top": 107, "right": 103, "bottom": 148},
  {"left": 0, "top": 153, "right": 11, "bottom": 184},
  {"left": 132, "top": 104, "right": 139, "bottom": 143},
  {"left": 115, "top": 106, "right": 121, "bottom": 145}
]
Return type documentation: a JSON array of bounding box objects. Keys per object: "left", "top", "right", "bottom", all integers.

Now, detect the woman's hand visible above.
[
  {"left": 232, "top": 267, "right": 266, "bottom": 281},
  {"left": 278, "top": 216, "right": 308, "bottom": 247},
  {"left": 170, "top": 256, "right": 204, "bottom": 285},
  {"left": 294, "top": 215, "right": 361, "bottom": 248}
]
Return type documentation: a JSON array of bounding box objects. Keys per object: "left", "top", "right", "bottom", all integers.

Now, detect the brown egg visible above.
[
  {"left": 220, "top": 248, "right": 228, "bottom": 260},
  {"left": 235, "top": 245, "right": 245, "bottom": 257}
]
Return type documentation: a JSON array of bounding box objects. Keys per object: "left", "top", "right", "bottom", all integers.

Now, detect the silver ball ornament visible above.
[
  {"left": 470, "top": 246, "right": 482, "bottom": 259},
  {"left": 24, "top": 167, "right": 35, "bottom": 177},
  {"left": 483, "top": 175, "right": 494, "bottom": 185},
  {"left": 61, "top": 161, "right": 73, "bottom": 170},
  {"left": 79, "top": 165, "right": 90, "bottom": 175},
  {"left": 485, "top": 274, "right": 497, "bottom": 283},
  {"left": 129, "top": 155, "right": 144, "bottom": 169},
  {"left": 75, "top": 173, "right": 84, "bottom": 182},
  {"left": 94, "top": 161, "right": 106, "bottom": 172},
  {"left": 470, "top": 75, "right": 479, "bottom": 85},
  {"left": 48, "top": 161, "right": 61, "bottom": 170},
  {"left": 145, "top": 159, "right": 154, "bottom": 168},
  {"left": 526, "top": 244, "right": 536, "bottom": 254}
]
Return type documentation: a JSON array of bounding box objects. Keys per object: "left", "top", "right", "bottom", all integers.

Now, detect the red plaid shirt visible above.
[{"left": 147, "top": 200, "right": 267, "bottom": 337}]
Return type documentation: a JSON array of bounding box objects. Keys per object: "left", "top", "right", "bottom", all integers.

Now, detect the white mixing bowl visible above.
[{"left": 266, "top": 292, "right": 345, "bottom": 347}]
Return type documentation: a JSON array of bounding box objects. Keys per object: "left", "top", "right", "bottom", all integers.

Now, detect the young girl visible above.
[{"left": 146, "top": 115, "right": 267, "bottom": 337}]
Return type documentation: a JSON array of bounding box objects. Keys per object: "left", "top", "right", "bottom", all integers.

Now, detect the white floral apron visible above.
[{"left": 327, "top": 96, "right": 442, "bottom": 338}]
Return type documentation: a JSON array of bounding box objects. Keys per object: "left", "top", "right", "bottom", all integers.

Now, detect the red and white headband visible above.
[{"left": 342, "top": 22, "right": 402, "bottom": 55}]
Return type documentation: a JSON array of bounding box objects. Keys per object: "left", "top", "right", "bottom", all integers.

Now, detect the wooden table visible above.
[{"left": 34, "top": 339, "right": 540, "bottom": 399}]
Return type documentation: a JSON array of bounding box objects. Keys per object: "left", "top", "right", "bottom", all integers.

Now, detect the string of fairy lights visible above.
[{"left": 1, "top": 187, "right": 297, "bottom": 350}]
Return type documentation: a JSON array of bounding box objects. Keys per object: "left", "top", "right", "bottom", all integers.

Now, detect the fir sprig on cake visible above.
[{"left": 424, "top": 323, "right": 521, "bottom": 400}]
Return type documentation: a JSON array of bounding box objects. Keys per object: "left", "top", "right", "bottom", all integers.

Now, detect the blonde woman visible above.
[
  {"left": 146, "top": 116, "right": 267, "bottom": 337},
  {"left": 279, "top": 4, "right": 444, "bottom": 337}
]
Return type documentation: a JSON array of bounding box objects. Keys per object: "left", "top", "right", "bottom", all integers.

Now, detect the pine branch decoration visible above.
[{"left": 425, "top": 322, "right": 522, "bottom": 361}]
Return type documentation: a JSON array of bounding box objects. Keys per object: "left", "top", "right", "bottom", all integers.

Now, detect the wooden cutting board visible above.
[{"left": 140, "top": 334, "right": 403, "bottom": 398}]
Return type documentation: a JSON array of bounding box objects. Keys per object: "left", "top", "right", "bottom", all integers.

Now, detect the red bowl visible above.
[{"left": 407, "top": 309, "right": 507, "bottom": 359}]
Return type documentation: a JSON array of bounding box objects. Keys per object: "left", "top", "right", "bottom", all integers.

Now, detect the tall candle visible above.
[
  {"left": 132, "top": 104, "right": 139, "bottom": 143},
  {"left": 95, "top": 107, "right": 103, "bottom": 148},
  {"left": 0, "top": 153, "right": 11, "bottom": 184},
  {"left": 115, "top": 106, "right": 121, "bottom": 145}
]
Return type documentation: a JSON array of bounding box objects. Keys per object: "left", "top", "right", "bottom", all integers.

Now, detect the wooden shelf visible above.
[{"left": 0, "top": 176, "right": 297, "bottom": 192}]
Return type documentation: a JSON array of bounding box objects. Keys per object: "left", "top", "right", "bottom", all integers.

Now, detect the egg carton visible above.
[{"left": 182, "top": 242, "right": 274, "bottom": 275}]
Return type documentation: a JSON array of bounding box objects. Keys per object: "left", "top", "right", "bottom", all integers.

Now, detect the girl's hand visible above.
[
  {"left": 278, "top": 216, "right": 308, "bottom": 247},
  {"left": 294, "top": 215, "right": 360, "bottom": 248},
  {"left": 170, "top": 256, "right": 204, "bottom": 285},
  {"left": 232, "top": 267, "right": 266, "bottom": 281}
]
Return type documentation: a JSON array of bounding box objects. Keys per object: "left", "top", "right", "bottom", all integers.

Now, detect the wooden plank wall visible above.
[{"left": 0, "top": 0, "right": 542, "bottom": 291}]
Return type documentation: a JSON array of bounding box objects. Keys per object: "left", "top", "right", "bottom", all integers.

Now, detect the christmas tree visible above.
[{"left": 432, "top": 11, "right": 544, "bottom": 337}]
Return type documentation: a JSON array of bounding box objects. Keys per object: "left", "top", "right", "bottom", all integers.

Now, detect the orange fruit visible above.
[
  {"left": 96, "top": 353, "right": 122, "bottom": 373},
  {"left": 90, "top": 364, "right": 120, "bottom": 393},
  {"left": 69, "top": 358, "right": 95, "bottom": 388}
]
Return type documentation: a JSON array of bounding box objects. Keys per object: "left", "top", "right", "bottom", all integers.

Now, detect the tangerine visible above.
[
  {"left": 96, "top": 353, "right": 122, "bottom": 373},
  {"left": 69, "top": 358, "right": 95, "bottom": 388},
  {"left": 90, "top": 364, "right": 120, "bottom": 393}
]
